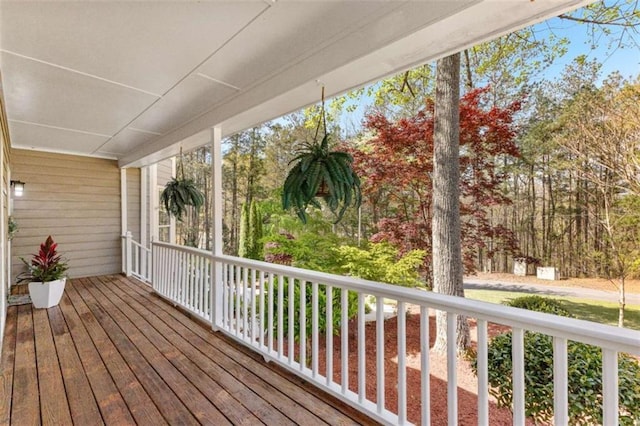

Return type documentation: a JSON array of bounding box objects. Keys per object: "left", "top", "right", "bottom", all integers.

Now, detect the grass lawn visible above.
[{"left": 465, "top": 289, "right": 640, "bottom": 330}]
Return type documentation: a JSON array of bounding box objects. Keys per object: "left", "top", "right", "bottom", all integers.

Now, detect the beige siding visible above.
[
  {"left": 1, "top": 75, "right": 10, "bottom": 340},
  {"left": 126, "top": 168, "right": 141, "bottom": 241},
  {"left": 11, "top": 149, "right": 122, "bottom": 280}
]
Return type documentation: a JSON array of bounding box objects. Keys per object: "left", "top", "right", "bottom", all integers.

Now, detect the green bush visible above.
[
  {"left": 270, "top": 278, "right": 359, "bottom": 343},
  {"left": 506, "top": 295, "right": 571, "bottom": 317},
  {"left": 472, "top": 296, "right": 640, "bottom": 425}
]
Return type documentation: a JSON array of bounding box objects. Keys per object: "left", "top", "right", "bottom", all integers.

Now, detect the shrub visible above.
[
  {"left": 472, "top": 296, "right": 640, "bottom": 425},
  {"left": 270, "top": 278, "right": 359, "bottom": 343},
  {"left": 505, "top": 295, "right": 571, "bottom": 317}
]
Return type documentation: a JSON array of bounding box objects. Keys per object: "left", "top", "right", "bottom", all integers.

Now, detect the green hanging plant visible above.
[
  {"left": 160, "top": 149, "right": 205, "bottom": 221},
  {"left": 282, "top": 87, "right": 362, "bottom": 224}
]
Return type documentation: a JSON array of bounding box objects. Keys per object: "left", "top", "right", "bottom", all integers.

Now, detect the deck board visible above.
[
  {"left": 32, "top": 307, "right": 73, "bottom": 425},
  {"left": 12, "top": 305, "right": 40, "bottom": 425},
  {"left": 1, "top": 275, "right": 376, "bottom": 425}
]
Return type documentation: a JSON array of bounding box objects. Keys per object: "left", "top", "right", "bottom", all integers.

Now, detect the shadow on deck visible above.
[{"left": 0, "top": 275, "right": 375, "bottom": 425}]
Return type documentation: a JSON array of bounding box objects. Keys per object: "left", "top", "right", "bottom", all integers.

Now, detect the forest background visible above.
[{"left": 170, "top": 1, "right": 640, "bottom": 297}]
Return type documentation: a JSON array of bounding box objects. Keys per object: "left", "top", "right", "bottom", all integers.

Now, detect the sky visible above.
[{"left": 337, "top": 6, "right": 640, "bottom": 134}]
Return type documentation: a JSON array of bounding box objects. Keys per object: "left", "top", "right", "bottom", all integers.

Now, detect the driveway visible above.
[{"left": 463, "top": 278, "right": 640, "bottom": 305}]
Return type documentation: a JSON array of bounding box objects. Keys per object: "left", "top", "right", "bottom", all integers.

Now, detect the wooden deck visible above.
[{"left": 0, "top": 275, "right": 375, "bottom": 425}]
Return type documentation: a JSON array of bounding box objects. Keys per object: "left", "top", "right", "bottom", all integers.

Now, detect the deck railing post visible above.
[
  {"left": 125, "top": 231, "right": 133, "bottom": 277},
  {"left": 211, "top": 126, "right": 224, "bottom": 330}
]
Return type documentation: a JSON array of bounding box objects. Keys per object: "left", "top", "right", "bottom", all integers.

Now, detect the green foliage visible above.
[
  {"left": 262, "top": 229, "right": 345, "bottom": 273},
  {"left": 20, "top": 236, "right": 69, "bottom": 283},
  {"left": 248, "top": 201, "right": 264, "bottom": 260},
  {"left": 238, "top": 202, "right": 250, "bottom": 258},
  {"left": 8, "top": 216, "right": 17, "bottom": 240},
  {"left": 473, "top": 296, "right": 640, "bottom": 424},
  {"left": 270, "top": 278, "right": 359, "bottom": 343},
  {"left": 506, "top": 295, "right": 572, "bottom": 317},
  {"left": 238, "top": 201, "right": 263, "bottom": 260},
  {"left": 335, "top": 242, "right": 425, "bottom": 287},
  {"left": 160, "top": 177, "right": 204, "bottom": 221}
]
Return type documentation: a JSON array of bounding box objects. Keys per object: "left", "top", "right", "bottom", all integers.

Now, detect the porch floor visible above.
[{"left": 0, "top": 275, "right": 373, "bottom": 425}]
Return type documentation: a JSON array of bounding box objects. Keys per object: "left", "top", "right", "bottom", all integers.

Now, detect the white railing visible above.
[
  {"left": 122, "top": 232, "right": 152, "bottom": 283},
  {"left": 153, "top": 242, "right": 211, "bottom": 322},
  {"left": 150, "top": 242, "right": 640, "bottom": 426}
]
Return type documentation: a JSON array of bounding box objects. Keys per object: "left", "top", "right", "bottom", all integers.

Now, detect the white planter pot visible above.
[{"left": 28, "top": 278, "right": 67, "bottom": 309}]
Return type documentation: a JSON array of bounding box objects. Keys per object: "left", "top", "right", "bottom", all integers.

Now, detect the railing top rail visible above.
[{"left": 151, "top": 242, "right": 640, "bottom": 354}]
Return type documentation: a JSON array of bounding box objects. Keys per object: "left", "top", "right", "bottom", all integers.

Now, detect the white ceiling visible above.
[{"left": 0, "top": 0, "right": 591, "bottom": 167}]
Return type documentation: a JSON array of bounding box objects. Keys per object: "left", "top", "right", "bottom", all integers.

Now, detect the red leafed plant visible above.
[{"left": 20, "top": 236, "right": 68, "bottom": 283}]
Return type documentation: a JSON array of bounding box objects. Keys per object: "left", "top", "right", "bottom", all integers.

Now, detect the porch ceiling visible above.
[{"left": 0, "top": 1, "right": 590, "bottom": 167}]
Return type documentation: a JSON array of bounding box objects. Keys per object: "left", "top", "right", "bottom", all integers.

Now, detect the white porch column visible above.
[
  {"left": 140, "top": 166, "right": 149, "bottom": 275},
  {"left": 169, "top": 157, "right": 177, "bottom": 244},
  {"left": 120, "top": 168, "right": 128, "bottom": 273},
  {"left": 149, "top": 164, "right": 159, "bottom": 242},
  {"left": 211, "top": 126, "right": 223, "bottom": 330}
]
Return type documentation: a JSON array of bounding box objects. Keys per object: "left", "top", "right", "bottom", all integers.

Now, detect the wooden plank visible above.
[
  {"left": 56, "top": 286, "right": 146, "bottom": 425},
  {"left": 77, "top": 277, "right": 231, "bottom": 426},
  {"left": 93, "top": 275, "right": 283, "bottom": 426},
  {"left": 11, "top": 305, "right": 40, "bottom": 426},
  {"left": 32, "top": 307, "right": 73, "bottom": 425},
  {"left": 47, "top": 307, "right": 104, "bottom": 425},
  {"left": 114, "top": 275, "right": 365, "bottom": 426},
  {"left": 0, "top": 306, "right": 18, "bottom": 424},
  {"left": 68, "top": 279, "right": 200, "bottom": 425}
]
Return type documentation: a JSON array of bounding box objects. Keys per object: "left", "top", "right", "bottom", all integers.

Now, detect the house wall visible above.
[
  {"left": 0, "top": 74, "right": 11, "bottom": 342},
  {"left": 11, "top": 149, "right": 122, "bottom": 280}
]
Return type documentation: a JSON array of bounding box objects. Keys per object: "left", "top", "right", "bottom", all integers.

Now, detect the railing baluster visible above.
[
  {"left": 204, "top": 257, "right": 210, "bottom": 320},
  {"left": 267, "top": 273, "right": 274, "bottom": 352},
  {"left": 447, "top": 312, "right": 458, "bottom": 426},
  {"left": 477, "top": 319, "right": 488, "bottom": 426},
  {"left": 326, "top": 285, "right": 333, "bottom": 387},
  {"left": 288, "top": 276, "right": 294, "bottom": 365},
  {"left": 251, "top": 268, "right": 257, "bottom": 343},
  {"left": 312, "top": 282, "right": 319, "bottom": 378},
  {"left": 420, "top": 306, "right": 430, "bottom": 426},
  {"left": 398, "top": 301, "right": 407, "bottom": 424},
  {"left": 278, "top": 275, "right": 284, "bottom": 358},
  {"left": 376, "top": 296, "right": 385, "bottom": 414},
  {"left": 602, "top": 349, "right": 619, "bottom": 426},
  {"left": 221, "top": 262, "right": 227, "bottom": 329},
  {"left": 242, "top": 266, "right": 248, "bottom": 340},
  {"left": 197, "top": 254, "right": 203, "bottom": 314},
  {"left": 259, "top": 270, "right": 265, "bottom": 349},
  {"left": 341, "top": 288, "right": 348, "bottom": 395},
  {"left": 180, "top": 251, "right": 187, "bottom": 306},
  {"left": 300, "top": 280, "right": 306, "bottom": 371},
  {"left": 188, "top": 253, "right": 194, "bottom": 310},
  {"left": 512, "top": 327, "right": 525, "bottom": 426},
  {"left": 553, "top": 337, "right": 568, "bottom": 426},
  {"left": 358, "top": 293, "right": 366, "bottom": 404},
  {"left": 235, "top": 265, "right": 241, "bottom": 336}
]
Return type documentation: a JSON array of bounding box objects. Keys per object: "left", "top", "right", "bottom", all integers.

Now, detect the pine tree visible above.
[
  {"left": 238, "top": 202, "right": 250, "bottom": 258},
  {"left": 248, "top": 200, "right": 263, "bottom": 260}
]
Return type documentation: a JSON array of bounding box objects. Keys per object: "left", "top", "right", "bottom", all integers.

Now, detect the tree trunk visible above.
[
  {"left": 432, "top": 52, "right": 470, "bottom": 354},
  {"left": 619, "top": 277, "right": 625, "bottom": 327}
]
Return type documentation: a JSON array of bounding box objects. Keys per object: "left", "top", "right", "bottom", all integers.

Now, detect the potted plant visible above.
[
  {"left": 20, "top": 236, "right": 69, "bottom": 308},
  {"left": 282, "top": 88, "right": 361, "bottom": 223},
  {"left": 160, "top": 148, "right": 205, "bottom": 221}
]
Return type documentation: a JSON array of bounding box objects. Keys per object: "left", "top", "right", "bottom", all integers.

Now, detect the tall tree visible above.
[{"left": 431, "top": 53, "right": 470, "bottom": 353}]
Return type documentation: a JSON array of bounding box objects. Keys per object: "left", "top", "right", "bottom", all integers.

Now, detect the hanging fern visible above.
[
  {"left": 160, "top": 149, "right": 205, "bottom": 221},
  {"left": 282, "top": 87, "right": 362, "bottom": 224}
]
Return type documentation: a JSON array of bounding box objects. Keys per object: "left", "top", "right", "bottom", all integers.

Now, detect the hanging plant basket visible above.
[
  {"left": 160, "top": 149, "right": 205, "bottom": 221},
  {"left": 282, "top": 87, "right": 362, "bottom": 224}
]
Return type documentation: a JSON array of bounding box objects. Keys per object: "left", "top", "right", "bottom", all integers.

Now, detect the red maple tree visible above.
[{"left": 350, "top": 87, "right": 521, "bottom": 282}]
